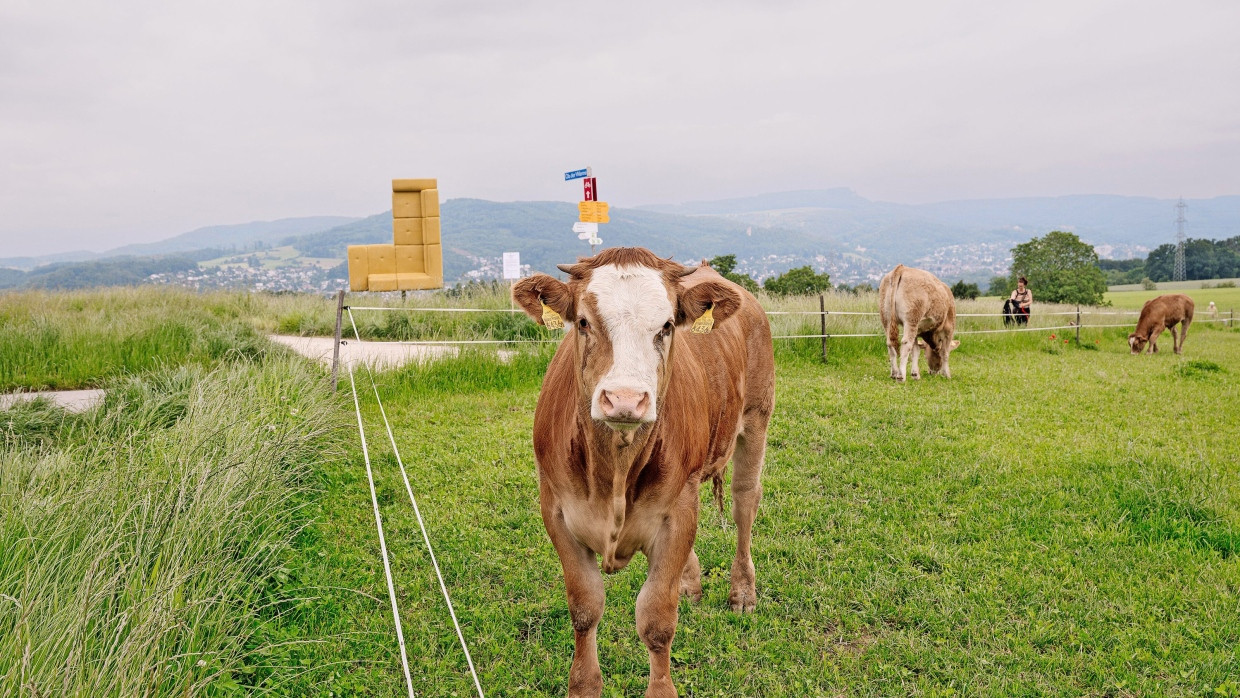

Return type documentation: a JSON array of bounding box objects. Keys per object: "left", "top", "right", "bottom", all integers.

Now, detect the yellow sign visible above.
[{"left": 578, "top": 201, "right": 610, "bottom": 224}]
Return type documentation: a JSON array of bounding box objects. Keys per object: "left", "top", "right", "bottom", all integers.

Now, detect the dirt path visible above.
[
  {"left": 0, "top": 389, "right": 105, "bottom": 413},
  {"left": 268, "top": 334, "right": 479, "bottom": 370}
]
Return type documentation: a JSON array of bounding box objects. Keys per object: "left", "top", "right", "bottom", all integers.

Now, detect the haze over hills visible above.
[
  {"left": 0, "top": 216, "right": 359, "bottom": 271},
  {"left": 3, "top": 190, "right": 1238, "bottom": 290},
  {"left": 642, "top": 189, "right": 1240, "bottom": 260}
]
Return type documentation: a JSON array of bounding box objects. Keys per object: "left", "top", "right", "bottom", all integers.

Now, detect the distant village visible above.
[{"left": 147, "top": 262, "right": 346, "bottom": 295}]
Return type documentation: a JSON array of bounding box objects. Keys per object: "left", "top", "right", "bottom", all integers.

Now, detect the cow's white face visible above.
[
  {"left": 584, "top": 264, "right": 676, "bottom": 428},
  {"left": 511, "top": 247, "right": 745, "bottom": 435}
]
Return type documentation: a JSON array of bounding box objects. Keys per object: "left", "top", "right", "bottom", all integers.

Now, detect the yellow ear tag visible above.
[
  {"left": 540, "top": 301, "right": 564, "bottom": 330},
  {"left": 691, "top": 305, "right": 715, "bottom": 334}
]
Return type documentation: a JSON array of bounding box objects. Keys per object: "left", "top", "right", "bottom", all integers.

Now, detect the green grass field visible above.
[
  {"left": 3, "top": 288, "right": 1238, "bottom": 696},
  {"left": 286, "top": 318, "right": 1240, "bottom": 696},
  {"left": 1108, "top": 278, "right": 1240, "bottom": 293},
  {"left": 1106, "top": 286, "right": 1240, "bottom": 314}
]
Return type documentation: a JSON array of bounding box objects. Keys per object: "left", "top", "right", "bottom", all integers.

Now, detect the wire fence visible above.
[{"left": 332, "top": 298, "right": 1236, "bottom": 349}]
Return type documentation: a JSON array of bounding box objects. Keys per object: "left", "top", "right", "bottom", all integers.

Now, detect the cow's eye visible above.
[
  {"left": 660, "top": 321, "right": 674, "bottom": 336},
  {"left": 578, "top": 317, "right": 589, "bottom": 331}
]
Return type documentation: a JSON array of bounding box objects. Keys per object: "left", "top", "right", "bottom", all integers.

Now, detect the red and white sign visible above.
[{"left": 582, "top": 177, "right": 597, "bottom": 201}]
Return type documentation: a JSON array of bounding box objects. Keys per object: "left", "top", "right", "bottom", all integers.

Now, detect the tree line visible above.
[{"left": 1100, "top": 237, "right": 1240, "bottom": 285}]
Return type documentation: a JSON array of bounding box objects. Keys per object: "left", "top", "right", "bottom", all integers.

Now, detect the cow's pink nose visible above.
[{"left": 599, "top": 389, "right": 650, "bottom": 421}]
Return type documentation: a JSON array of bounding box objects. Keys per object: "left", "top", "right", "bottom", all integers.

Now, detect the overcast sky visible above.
[{"left": 2, "top": 0, "right": 1237, "bottom": 256}]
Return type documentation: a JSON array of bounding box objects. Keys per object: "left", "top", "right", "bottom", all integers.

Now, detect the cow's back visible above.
[
  {"left": 880, "top": 264, "right": 955, "bottom": 333},
  {"left": 678, "top": 267, "right": 774, "bottom": 466},
  {"left": 1137, "top": 293, "right": 1195, "bottom": 334}
]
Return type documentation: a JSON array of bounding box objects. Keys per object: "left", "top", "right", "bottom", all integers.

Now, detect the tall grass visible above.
[
  {"left": 0, "top": 287, "right": 267, "bottom": 391},
  {"left": 0, "top": 358, "right": 345, "bottom": 696}
]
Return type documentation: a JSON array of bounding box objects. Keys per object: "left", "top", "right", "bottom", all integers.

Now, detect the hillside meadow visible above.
[{"left": 1, "top": 286, "right": 1237, "bottom": 696}]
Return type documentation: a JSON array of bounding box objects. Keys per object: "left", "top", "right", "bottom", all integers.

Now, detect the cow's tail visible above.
[{"left": 711, "top": 468, "right": 726, "bottom": 514}]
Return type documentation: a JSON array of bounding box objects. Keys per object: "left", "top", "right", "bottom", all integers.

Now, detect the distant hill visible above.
[
  {"left": 0, "top": 216, "right": 359, "bottom": 270},
  {"left": 6, "top": 191, "right": 1240, "bottom": 290},
  {"left": 641, "top": 190, "right": 1240, "bottom": 260},
  {"left": 1, "top": 255, "right": 201, "bottom": 291},
  {"left": 282, "top": 199, "right": 856, "bottom": 280}
]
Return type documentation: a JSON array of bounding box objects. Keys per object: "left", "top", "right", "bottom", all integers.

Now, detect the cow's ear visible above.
[
  {"left": 512, "top": 274, "right": 575, "bottom": 327},
  {"left": 676, "top": 280, "right": 743, "bottom": 331}
]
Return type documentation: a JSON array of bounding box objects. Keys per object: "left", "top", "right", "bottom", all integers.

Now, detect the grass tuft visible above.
[
  {"left": 0, "top": 358, "right": 346, "bottom": 696},
  {"left": 1176, "top": 359, "right": 1225, "bottom": 379}
]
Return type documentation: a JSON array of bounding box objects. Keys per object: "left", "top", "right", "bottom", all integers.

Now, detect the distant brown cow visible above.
[
  {"left": 879, "top": 264, "right": 960, "bottom": 381},
  {"left": 1129, "top": 294, "right": 1195, "bottom": 354},
  {"left": 513, "top": 247, "right": 775, "bottom": 697}
]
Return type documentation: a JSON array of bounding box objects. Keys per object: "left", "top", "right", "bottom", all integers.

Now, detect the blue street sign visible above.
[{"left": 564, "top": 169, "right": 589, "bottom": 181}]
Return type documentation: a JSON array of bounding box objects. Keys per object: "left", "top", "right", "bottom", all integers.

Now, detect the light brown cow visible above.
[
  {"left": 878, "top": 264, "right": 960, "bottom": 381},
  {"left": 512, "top": 247, "right": 774, "bottom": 698},
  {"left": 1129, "top": 293, "right": 1195, "bottom": 354}
]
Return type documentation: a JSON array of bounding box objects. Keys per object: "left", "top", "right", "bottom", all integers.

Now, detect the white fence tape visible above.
[
  {"left": 345, "top": 364, "right": 417, "bottom": 698},
  {"left": 346, "top": 309, "right": 487, "bottom": 698}
]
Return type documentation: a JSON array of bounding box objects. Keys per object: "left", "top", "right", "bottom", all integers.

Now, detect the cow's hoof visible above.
[
  {"left": 910, "top": 373, "right": 921, "bottom": 381},
  {"left": 729, "top": 589, "right": 757, "bottom": 613},
  {"left": 679, "top": 580, "right": 702, "bottom": 603},
  {"left": 892, "top": 375, "right": 904, "bottom": 382}
]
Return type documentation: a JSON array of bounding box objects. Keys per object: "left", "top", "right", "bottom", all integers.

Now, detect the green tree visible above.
[
  {"left": 1009, "top": 231, "right": 1108, "bottom": 305},
  {"left": 951, "top": 280, "right": 980, "bottom": 300},
  {"left": 707, "top": 254, "right": 759, "bottom": 293},
  {"left": 1144, "top": 244, "right": 1175, "bottom": 282},
  {"left": 763, "top": 265, "right": 831, "bottom": 296},
  {"left": 987, "top": 276, "right": 1012, "bottom": 297}
]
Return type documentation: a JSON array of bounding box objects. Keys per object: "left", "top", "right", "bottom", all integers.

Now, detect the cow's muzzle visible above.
[{"left": 598, "top": 388, "right": 651, "bottom": 429}]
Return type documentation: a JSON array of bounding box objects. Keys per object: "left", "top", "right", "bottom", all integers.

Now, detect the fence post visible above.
[
  {"left": 331, "top": 289, "right": 345, "bottom": 392},
  {"left": 819, "top": 294, "right": 828, "bottom": 362},
  {"left": 1076, "top": 304, "right": 1081, "bottom": 345}
]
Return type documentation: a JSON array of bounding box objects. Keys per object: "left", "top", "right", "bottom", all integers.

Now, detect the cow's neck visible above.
[{"left": 581, "top": 400, "right": 656, "bottom": 491}]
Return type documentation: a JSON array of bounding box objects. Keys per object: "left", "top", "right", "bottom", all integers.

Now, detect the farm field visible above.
[
  {"left": 2, "top": 288, "right": 1238, "bottom": 696},
  {"left": 292, "top": 318, "right": 1240, "bottom": 696},
  {"left": 1108, "top": 278, "right": 1240, "bottom": 293},
  {"left": 1105, "top": 286, "right": 1240, "bottom": 314}
]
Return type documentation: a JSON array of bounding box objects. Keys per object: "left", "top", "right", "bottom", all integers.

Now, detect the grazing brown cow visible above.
[
  {"left": 878, "top": 264, "right": 960, "bottom": 381},
  {"left": 1129, "top": 293, "right": 1195, "bottom": 354},
  {"left": 512, "top": 247, "right": 775, "bottom": 698}
]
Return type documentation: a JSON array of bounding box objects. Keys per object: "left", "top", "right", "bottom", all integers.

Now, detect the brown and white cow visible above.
[
  {"left": 878, "top": 264, "right": 960, "bottom": 381},
  {"left": 512, "top": 247, "right": 774, "bottom": 698},
  {"left": 1129, "top": 293, "right": 1195, "bottom": 354}
]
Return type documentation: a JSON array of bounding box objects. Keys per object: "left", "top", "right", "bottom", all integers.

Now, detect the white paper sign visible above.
[
  {"left": 502, "top": 251, "right": 521, "bottom": 280},
  {"left": 572, "top": 222, "right": 598, "bottom": 235}
]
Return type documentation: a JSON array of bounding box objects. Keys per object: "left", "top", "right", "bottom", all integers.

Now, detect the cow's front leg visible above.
[
  {"left": 544, "top": 506, "right": 605, "bottom": 697},
  {"left": 638, "top": 486, "right": 699, "bottom": 698}
]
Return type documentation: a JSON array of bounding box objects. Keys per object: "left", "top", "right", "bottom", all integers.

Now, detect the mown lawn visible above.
[{"left": 282, "top": 321, "right": 1240, "bottom": 696}]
